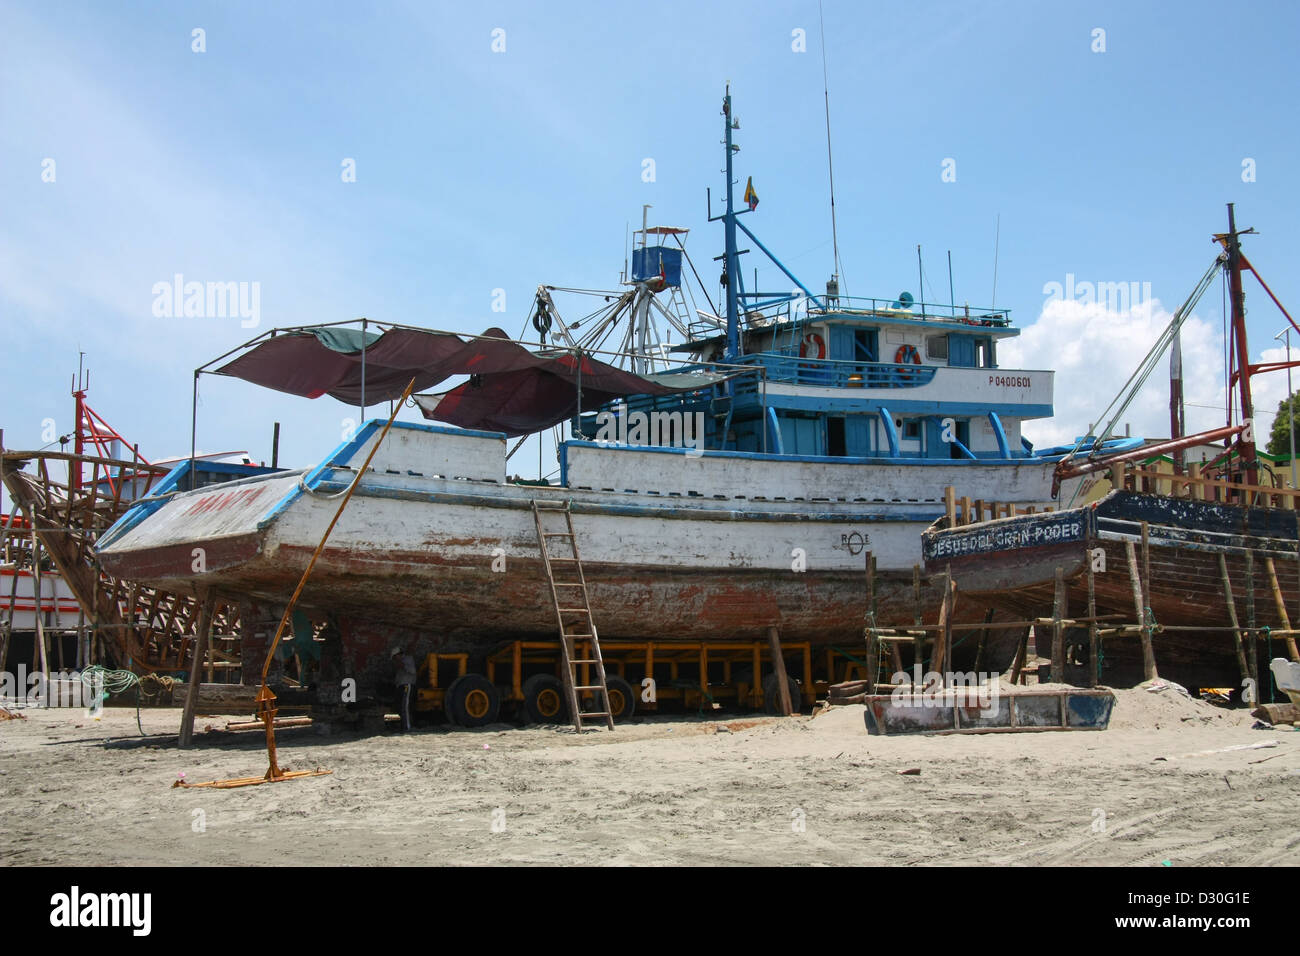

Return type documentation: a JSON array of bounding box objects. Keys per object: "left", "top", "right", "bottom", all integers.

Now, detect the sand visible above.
[{"left": 0, "top": 687, "right": 1296, "bottom": 866}]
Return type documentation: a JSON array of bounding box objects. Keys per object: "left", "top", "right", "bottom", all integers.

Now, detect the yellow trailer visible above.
[{"left": 413, "top": 639, "right": 870, "bottom": 727}]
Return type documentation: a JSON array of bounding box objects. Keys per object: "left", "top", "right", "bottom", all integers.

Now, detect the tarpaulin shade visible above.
[{"left": 216, "top": 326, "right": 725, "bottom": 437}]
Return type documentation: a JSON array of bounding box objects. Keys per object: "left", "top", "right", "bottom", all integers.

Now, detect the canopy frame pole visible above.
[{"left": 189, "top": 370, "right": 198, "bottom": 491}]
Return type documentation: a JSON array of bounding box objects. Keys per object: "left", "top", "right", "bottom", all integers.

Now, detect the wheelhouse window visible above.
[
  {"left": 853, "top": 328, "right": 878, "bottom": 362},
  {"left": 926, "top": 335, "right": 948, "bottom": 360}
]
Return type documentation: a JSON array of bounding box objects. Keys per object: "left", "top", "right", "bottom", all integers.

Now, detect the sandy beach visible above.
[{"left": 1, "top": 687, "right": 1296, "bottom": 867}]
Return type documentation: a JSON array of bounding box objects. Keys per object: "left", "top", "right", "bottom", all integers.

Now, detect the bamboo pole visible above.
[
  {"left": 254, "top": 378, "right": 419, "bottom": 775},
  {"left": 1218, "top": 553, "right": 1251, "bottom": 690},
  {"left": 1265, "top": 557, "right": 1299, "bottom": 660}
]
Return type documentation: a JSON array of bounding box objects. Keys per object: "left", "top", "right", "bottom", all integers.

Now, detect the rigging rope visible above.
[{"left": 1059, "top": 253, "right": 1226, "bottom": 468}]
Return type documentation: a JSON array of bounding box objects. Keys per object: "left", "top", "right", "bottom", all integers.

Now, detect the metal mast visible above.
[
  {"left": 723, "top": 86, "right": 740, "bottom": 362},
  {"left": 1225, "top": 203, "right": 1257, "bottom": 484}
]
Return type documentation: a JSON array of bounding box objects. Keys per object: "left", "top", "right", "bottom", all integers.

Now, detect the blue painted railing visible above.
[
  {"left": 736, "top": 292, "right": 1012, "bottom": 328},
  {"left": 728, "top": 353, "right": 939, "bottom": 389}
]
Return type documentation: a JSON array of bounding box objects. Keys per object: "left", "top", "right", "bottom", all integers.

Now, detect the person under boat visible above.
[{"left": 391, "top": 643, "right": 417, "bottom": 732}]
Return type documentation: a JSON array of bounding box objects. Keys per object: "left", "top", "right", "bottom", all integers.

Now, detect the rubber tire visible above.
[
  {"left": 521, "top": 674, "right": 567, "bottom": 724},
  {"left": 444, "top": 674, "right": 501, "bottom": 727},
  {"left": 762, "top": 673, "right": 801, "bottom": 715},
  {"left": 604, "top": 675, "right": 636, "bottom": 722}
]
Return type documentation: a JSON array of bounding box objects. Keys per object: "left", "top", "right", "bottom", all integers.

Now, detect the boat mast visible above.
[
  {"left": 1225, "top": 202, "right": 1257, "bottom": 484},
  {"left": 1169, "top": 329, "right": 1184, "bottom": 474},
  {"left": 722, "top": 86, "right": 740, "bottom": 362}
]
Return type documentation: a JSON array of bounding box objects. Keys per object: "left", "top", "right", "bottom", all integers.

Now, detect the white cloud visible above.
[{"left": 998, "top": 295, "right": 1271, "bottom": 448}]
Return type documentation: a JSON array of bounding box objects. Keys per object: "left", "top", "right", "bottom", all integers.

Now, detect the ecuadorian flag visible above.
[{"left": 744, "top": 176, "right": 759, "bottom": 211}]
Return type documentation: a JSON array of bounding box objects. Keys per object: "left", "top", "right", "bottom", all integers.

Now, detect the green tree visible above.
[{"left": 1267, "top": 392, "right": 1299, "bottom": 458}]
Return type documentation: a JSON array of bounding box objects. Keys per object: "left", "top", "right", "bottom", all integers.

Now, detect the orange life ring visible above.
[
  {"left": 895, "top": 344, "right": 922, "bottom": 380},
  {"left": 799, "top": 332, "right": 826, "bottom": 360}
]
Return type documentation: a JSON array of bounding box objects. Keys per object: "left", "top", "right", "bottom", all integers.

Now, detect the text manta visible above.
[{"left": 49, "top": 886, "right": 151, "bottom": 936}]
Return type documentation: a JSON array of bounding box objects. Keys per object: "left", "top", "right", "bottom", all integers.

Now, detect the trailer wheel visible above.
[
  {"left": 762, "top": 673, "right": 801, "bottom": 715},
  {"left": 445, "top": 674, "right": 501, "bottom": 727},
  {"left": 521, "top": 674, "right": 566, "bottom": 723},
  {"left": 604, "top": 675, "right": 636, "bottom": 722}
]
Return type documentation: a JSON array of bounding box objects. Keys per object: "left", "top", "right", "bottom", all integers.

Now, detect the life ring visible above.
[
  {"left": 894, "top": 344, "right": 922, "bottom": 381},
  {"left": 799, "top": 332, "right": 826, "bottom": 360}
]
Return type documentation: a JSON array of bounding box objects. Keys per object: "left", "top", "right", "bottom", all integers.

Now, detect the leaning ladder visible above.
[{"left": 530, "top": 500, "right": 614, "bottom": 731}]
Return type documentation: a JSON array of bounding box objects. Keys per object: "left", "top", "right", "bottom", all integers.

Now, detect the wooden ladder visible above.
[{"left": 531, "top": 500, "right": 614, "bottom": 732}]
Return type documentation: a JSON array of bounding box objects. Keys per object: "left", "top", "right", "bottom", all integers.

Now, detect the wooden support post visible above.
[
  {"left": 863, "top": 550, "right": 878, "bottom": 694},
  {"left": 942, "top": 572, "right": 956, "bottom": 676},
  {"left": 1124, "top": 540, "right": 1159, "bottom": 681},
  {"left": 1244, "top": 550, "right": 1259, "bottom": 696},
  {"left": 1218, "top": 553, "right": 1252, "bottom": 689},
  {"left": 31, "top": 528, "right": 48, "bottom": 706},
  {"left": 766, "top": 625, "right": 793, "bottom": 717},
  {"left": 960, "top": 496, "right": 971, "bottom": 525},
  {"left": 1009, "top": 627, "right": 1031, "bottom": 685},
  {"left": 932, "top": 567, "right": 955, "bottom": 681},
  {"left": 911, "top": 564, "right": 924, "bottom": 671},
  {"left": 178, "top": 594, "right": 218, "bottom": 748},
  {"left": 1086, "top": 556, "right": 1099, "bottom": 688},
  {"left": 1051, "top": 566, "right": 1065, "bottom": 684},
  {"left": 1188, "top": 462, "right": 1202, "bottom": 501},
  {"left": 863, "top": 628, "right": 879, "bottom": 695},
  {"left": 973, "top": 499, "right": 985, "bottom": 524},
  {"left": 944, "top": 486, "right": 956, "bottom": 527},
  {"left": 1140, "top": 521, "right": 1152, "bottom": 621},
  {"left": 1110, "top": 463, "right": 1124, "bottom": 492},
  {"left": 1, "top": 537, "right": 21, "bottom": 674},
  {"left": 972, "top": 607, "right": 995, "bottom": 676},
  {"left": 1276, "top": 555, "right": 1300, "bottom": 661}
]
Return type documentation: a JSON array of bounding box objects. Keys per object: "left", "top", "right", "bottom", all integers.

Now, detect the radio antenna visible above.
[
  {"left": 991, "top": 213, "right": 1001, "bottom": 310},
  {"left": 819, "top": 0, "right": 845, "bottom": 295}
]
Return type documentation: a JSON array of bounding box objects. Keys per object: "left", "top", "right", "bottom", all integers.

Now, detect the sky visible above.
[{"left": 3, "top": 0, "right": 1300, "bottom": 503}]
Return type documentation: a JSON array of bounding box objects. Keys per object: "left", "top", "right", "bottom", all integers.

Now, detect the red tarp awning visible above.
[{"left": 216, "top": 326, "right": 722, "bottom": 437}]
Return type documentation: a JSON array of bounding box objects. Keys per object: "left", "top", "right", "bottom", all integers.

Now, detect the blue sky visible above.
[{"left": 3, "top": 0, "right": 1299, "bottom": 489}]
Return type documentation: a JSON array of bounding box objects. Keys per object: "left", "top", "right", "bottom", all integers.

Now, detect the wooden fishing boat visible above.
[{"left": 925, "top": 206, "right": 1300, "bottom": 693}]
